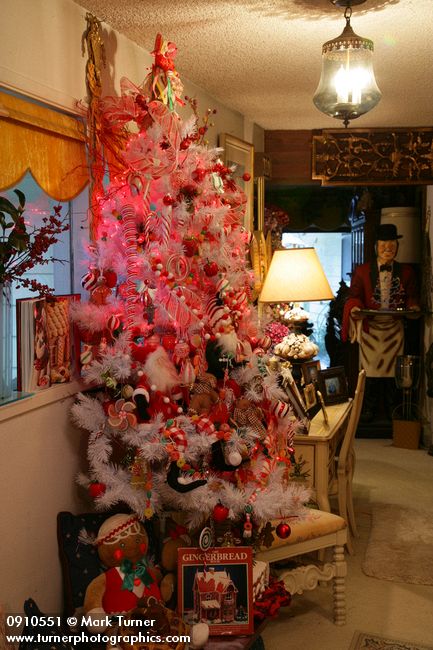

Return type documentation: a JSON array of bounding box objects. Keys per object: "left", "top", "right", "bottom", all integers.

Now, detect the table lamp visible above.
[
  {"left": 259, "top": 247, "right": 334, "bottom": 360},
  {"left": 259, "top": 247, "right": 334, "bottom": 306}
]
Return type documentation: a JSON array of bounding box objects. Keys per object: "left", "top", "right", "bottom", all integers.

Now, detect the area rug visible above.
[
  {"left": 362, "top": 504, "right": 433, "bottom": 585},
  {"left": 349, "top": 631, "right": 433, "bottom": 650}
]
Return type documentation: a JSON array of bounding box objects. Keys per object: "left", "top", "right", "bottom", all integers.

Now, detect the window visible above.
[
  {"left": 0, "top": 89, "right": 89, "bottom": 402},
  {"left": 3, "top": 175, "right": 88, "bottom": 387}
]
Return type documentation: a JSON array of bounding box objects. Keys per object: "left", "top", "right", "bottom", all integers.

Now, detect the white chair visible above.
[
  {"left": 329, "top": 369, "right": 366, "bottom": 554},
  {"left": 256, "top": 509, "right": 348, "bottom": 625}
]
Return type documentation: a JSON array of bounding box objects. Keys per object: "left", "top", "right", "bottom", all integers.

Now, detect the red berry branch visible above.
[{"left": 0, "top": 190, "right": 70, "bottom": 296}]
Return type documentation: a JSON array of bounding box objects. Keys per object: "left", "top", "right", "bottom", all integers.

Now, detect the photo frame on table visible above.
[
  {"left": 219, "top": 133, "right": 254, "bottom": 231},
  {"left": 303, "top": 383, "right": 321, "bottom": 419},
  {"left": 301, "top": 359, "right": 321, "bottom": 385},
  {"left": 303, "top": 383, "right": 317, "bottom": 410},
  {"left": 317, "top": 366, "right": 349, "bottom": 405},
  {"left": 177, "top": 546, "right": 254, "bottom": 636}
]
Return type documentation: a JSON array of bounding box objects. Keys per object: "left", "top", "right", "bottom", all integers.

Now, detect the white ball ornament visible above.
[{"left": 227, "top": 450, "right": 242, "bottom": 466}]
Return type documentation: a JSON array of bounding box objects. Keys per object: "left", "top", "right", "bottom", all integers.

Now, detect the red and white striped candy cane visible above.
[{"left": 121, "top": 203, "right": 141, "bottom": 335}]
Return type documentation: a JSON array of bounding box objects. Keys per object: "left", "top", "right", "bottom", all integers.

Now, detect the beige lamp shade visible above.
[{"left": 259, "top": 248, "right": 334, "bottom": 303}]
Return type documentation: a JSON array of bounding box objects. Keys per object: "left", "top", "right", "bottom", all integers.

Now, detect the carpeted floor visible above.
[
  {"left": 362, "top": 504, "right": 433, "bottom": 585},
  {"left": 349, "top": 631, "right": 433, "bottom": 650},
  {"left": 261, "top": 440, "right": 433, "bottom": 650}
]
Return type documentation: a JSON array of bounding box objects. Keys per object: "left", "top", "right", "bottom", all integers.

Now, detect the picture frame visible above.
[
  {"left": 219, "top": 133, "right": 254, "bottom": 231},
  {"left": 317, "top": 366, "right": 349, "bottom": 405},
  {"left": 303, "top": 383, "right": 317, "bottom": 410},
  {"left": 301, "top": 360, "right": 322, "bottom": 386},
  {"left": 177, "top": 546, "right": 254, "bottom": 636},
  {"left": 303, "top": 382, "right": 321, "bottom": 419}
]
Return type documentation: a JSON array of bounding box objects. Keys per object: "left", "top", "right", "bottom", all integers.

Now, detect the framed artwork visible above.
[
  {"left": 317, "top": 366, "right": 349, "bottom": 405},
  {"left": 219, "top": 133, "right": 254, "bottom": 231},
  {"left": 177, "top": 546, "right": 254, "bottom": 636},
  {"left": 301, "top": 360, "right": 321, "bottom": 386}
]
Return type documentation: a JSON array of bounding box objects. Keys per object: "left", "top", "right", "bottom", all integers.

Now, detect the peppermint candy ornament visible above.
[
  {"left": 107, "top": 314, "right": 121, "bottom": 331},
  {"left": 81, "top": 270, "right": 98, "bottom": 292},
  {"left": 180, "top": 359, "right": 196, "bottom": 386},
  {"left": 271, "top": 400, "right": 291, "bottom": 419}
]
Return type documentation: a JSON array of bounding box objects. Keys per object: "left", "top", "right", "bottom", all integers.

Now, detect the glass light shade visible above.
[
  {"left": 259, "top": 248, "right": 334, "bottom": 304},
  {"left": 313, "top": 19, "right": 381, "bottom": 126}
]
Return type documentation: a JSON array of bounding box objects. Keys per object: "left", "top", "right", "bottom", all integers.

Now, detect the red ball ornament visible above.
[
  {"left": 88, "top": 481, "right": 106, "bottom": 499},
  {"left": 163, "top": 194, "right": 175, "bottom": 206},
  {"left": 213, "top": 503, "right": 229, "bottom": 523},
  {"left": 193, "top": 167, "right": 206, "bottom": 182},
  {"left": 103, "top": 269, "right": 118, "bottom": 289},
  {"left": 242, "top": 172, "right": 251, "bottom": 182},
  {"left": 276, "top": 522, "right": 291, "bottom": 539},
  {"left": 204, "top": 261, "right": 219, "bottom": 277},
  {"left": 162, "top": 334, "right": 177, "bottom": 351},
  {"left": 183, "top": 238, "right": 198, "bottom": 257},
  {"left": 90, "top": 284, "right": 111, "bottom": 306}
]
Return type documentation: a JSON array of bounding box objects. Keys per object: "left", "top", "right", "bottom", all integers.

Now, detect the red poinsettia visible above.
[{"left": 0, "top": 190, "right": 69, "bottom": 296}]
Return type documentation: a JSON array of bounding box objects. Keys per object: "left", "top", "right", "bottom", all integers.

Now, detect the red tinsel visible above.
[{"left": 253, "top": 577, "right": 291, "bottom": 623}]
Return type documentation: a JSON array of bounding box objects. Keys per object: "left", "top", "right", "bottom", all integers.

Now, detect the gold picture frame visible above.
[{"left": 219, "top": 133, "right": 254, "bottom": 231}]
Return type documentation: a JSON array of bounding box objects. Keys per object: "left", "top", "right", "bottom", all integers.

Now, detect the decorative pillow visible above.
[
  {"left": 18, "top": 598, "right": 73, "bottom": 650},
  {"left": 57, "top": 511, "right": 107, "bottom": 616}
]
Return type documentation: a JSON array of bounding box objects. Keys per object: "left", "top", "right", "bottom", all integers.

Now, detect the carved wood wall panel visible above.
[{"left": 312, "top": 128, "right": 433, "bottom": 186}]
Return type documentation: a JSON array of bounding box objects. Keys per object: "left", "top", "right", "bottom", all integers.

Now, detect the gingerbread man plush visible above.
[{"left": 83, "top": 514, "right": 208, "bottom": 649}]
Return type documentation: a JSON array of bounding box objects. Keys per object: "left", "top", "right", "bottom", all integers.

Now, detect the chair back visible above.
[{"left": 337, "top": 369, "right": 366, "bottom": 472}]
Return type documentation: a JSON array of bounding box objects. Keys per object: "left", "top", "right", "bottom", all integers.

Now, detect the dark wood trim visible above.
[{"left": 264, "top": 127, "right": 433, "bottom": 186}]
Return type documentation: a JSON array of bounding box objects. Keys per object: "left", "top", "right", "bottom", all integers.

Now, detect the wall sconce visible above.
[{"left": 313, "top": 0, "right": 381, "bottom": 127}]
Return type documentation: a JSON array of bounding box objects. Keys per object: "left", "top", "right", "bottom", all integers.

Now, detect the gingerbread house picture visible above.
[
  {"left": 193, "top": 567, "right": 238, "bottom": 624},
  {"left": 178, "top": 547, "right": 253, "bottom": 635}
]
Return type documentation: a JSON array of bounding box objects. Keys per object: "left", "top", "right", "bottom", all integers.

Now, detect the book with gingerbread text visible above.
[
  {"left": 16, "top": 294, "right": 80, "bottom": 392},
  {"left": 177, "top": 546, "right": 254, "bottom": 636}
]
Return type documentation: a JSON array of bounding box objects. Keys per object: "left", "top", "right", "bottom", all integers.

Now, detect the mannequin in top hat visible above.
[{"left": 342, "top": 223, "right": 420, "bottom": 422}]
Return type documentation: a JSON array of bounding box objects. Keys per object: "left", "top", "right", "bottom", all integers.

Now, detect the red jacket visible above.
[{"left": 342, "top": 261, "right": 419, "bottom": 342}]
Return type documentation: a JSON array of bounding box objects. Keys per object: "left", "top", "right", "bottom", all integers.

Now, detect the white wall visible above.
[
  {"left": 0, "top": 0, "right": 262, "bottom": 615},
  {"left": 0, "top": 0, "right": 248, "bottom": 145},
  {"left": 0, "top": 394, "right": 89, "bottom": 613}
]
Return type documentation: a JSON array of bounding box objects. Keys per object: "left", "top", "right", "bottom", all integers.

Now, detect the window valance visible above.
[{"left": 0, "top": 91, "right": 89, "bottom": 201}]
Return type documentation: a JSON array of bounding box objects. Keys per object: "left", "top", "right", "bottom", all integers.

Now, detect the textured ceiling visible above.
[{"left": 72, "top": 0, "right": 433, "bottom": 130}]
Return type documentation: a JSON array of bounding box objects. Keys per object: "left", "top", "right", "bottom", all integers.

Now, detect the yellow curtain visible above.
[{"left": 0, "top": 91, "right": 89, "bottom": 201}]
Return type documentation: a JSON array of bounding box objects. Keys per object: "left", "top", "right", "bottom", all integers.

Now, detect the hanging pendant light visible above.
[{"left": 313, "top": 0, "right": 381, "bottom": 127}]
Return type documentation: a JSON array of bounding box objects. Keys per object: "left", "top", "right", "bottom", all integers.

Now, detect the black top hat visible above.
[{"left": 375, "top": 223, "right": 403, "bottom": 241}]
